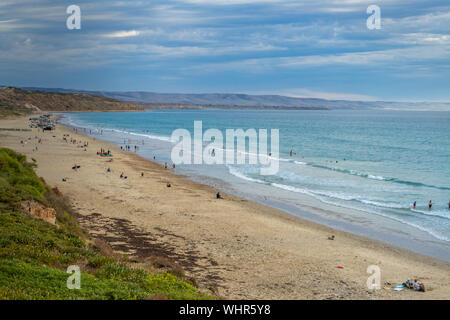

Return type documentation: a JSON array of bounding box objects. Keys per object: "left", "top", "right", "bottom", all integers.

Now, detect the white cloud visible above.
[
  {"left": 397, "top": 33, "right": 450, "bottom": 45},
  {"left": 184, "top": 45, "right": 450, "bottom": 75},
  {"left": 383, "top": 11, "right": 450, "bottom": 33},
  {"left": 281, "top": 88, "right": 377, "bottom": 101},
  {"left": 104, "top": 30, "right": 141, "bottom": 38},
  {"left": 176, "top": 0, "right": 288, "bottom": 4},
  {"left": 246, "top": 87, "right": 378, "bottom": 101}
]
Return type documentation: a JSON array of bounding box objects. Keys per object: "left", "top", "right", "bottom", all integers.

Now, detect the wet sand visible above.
[{"left": 1, "top": 115, "right": 449, "bottom": 299}]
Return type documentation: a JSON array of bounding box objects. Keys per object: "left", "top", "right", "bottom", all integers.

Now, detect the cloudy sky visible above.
[{"left": 0, "top": 0, "right": 449, "bottom": 101}]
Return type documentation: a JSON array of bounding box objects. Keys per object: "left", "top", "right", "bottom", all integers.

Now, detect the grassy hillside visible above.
[
  {"left": 0, "top": 101, "right": 34, "bottom": 118},
  {"left": 0, "top": 148, "right": 213, "bottom": 300},
  {"left": 0, "top": 87, "right": 141, "bottom": 117}
]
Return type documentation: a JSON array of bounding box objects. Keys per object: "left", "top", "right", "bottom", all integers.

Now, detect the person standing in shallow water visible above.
[
  {"left": 413, "top": 201, "right": 416, "bottom": 209},
  {"left": 429, "top": 200, "right": 432, "bottom": 210}
]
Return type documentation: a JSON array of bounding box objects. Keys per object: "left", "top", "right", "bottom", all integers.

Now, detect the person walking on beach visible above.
[{"left": 429, "top": 200, "right": 433, "bottom": 210}]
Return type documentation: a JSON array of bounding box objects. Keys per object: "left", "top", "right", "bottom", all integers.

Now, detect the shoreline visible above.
[
  {"left": 52, "top": 110, "right": 153, "bottom": 113},
  {"left": 1, "top": 114, "right": 449, "bottom": 299},
  {"left": 59, "top": 112, "right": 450, "bottom": 262},
  {"left": 188, "top": 170, "right": 450, "bottom": 263}
]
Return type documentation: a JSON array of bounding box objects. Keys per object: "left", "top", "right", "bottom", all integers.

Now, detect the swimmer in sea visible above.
[
  {"left": 428, "top": 200, "right": 432, "bottom": 210},
  {"left": 413, "top": 201, "right": 416, "bottom": 209}
]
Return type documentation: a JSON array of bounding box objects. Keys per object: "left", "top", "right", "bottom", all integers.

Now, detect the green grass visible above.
[
  {"left": 0, "top": 260, "right": 207, "bottom": 300},
  {"left": 0, "top": 148, "right": 213, "bottom": 300},
  {"left": 0, "top": 104, "right": 33, "bottom": 119},
  {"left": 0, "top": 148, "right": 47, "bottom": 205}
]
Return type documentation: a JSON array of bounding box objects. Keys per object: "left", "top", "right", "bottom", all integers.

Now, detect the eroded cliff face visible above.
[{"left": 21, "top": 200, "right": 56, "bottom": 225}]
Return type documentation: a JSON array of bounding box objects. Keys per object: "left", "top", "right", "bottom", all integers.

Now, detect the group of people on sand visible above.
[
  {"left": 119, "top": 172, "right": 128, "bottom": 179},
  {"left": 63, "top": 134, "right": 89, "bottom": 149},
  {"left": 97, "top": 148, "right": 111, "bottom": 156},
  {"left": 403, "top": 278, "right": 426, "bottom": 292},
  {"left": 20, "top": 136, "right": 42, "bottom": 152},
  {"left": 105, "top": 167, "right": 127, "bottom": 179},
  {"left": 413, "top": 200, "right": 450, "bottom": 210}
]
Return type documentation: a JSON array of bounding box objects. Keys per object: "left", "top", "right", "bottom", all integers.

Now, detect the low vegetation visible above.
[
  {"left": 0, "top": 104, "right": 33, "bottom": 119},
  {"left": 0, "top": 148, "right": 213, "bottom": 300}
]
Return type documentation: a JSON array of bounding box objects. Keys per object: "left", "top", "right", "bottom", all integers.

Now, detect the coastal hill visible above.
[
  {"left": 20, "top": 87, "right": 450, "bottom": 111},
  {"left": 2, "top": 86, "right": 449, "bottom": 111},
  {"left": 0, "top": 87, "right": 142, "bottom": 117},
  {"left": 22, "top": 87, "right": 363, "bottom": 109}
]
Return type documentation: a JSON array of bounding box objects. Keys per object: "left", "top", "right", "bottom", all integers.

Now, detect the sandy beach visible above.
[{"left": 1, "top": 114, "right": 449, "bottom": 300}]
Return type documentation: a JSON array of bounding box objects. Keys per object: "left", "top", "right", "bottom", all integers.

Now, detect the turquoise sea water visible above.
[{"left": 59, "top": 110, "right": 450, "bottom": 260}]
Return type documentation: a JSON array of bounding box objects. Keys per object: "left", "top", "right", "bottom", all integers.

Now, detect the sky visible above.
[{"left": 0, "top": 0, "right": 449, "bottom": 102}]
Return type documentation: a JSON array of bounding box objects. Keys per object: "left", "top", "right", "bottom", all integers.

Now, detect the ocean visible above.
[{"left": 59, "top": 109, "right": 450, "bottom": 261}]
